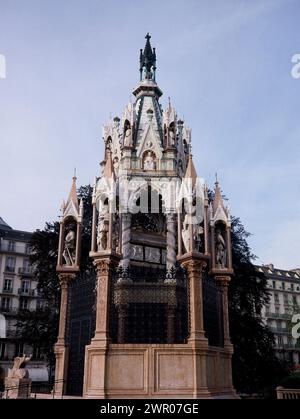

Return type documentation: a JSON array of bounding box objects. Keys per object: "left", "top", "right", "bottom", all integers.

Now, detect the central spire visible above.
[{"left": 139, "top": 33, "right": 157, "bottom": 82}]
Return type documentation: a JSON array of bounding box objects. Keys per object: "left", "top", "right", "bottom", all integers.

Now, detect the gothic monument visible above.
[{"left": 54, "top": 34, "right": 237, "bottom": 399}]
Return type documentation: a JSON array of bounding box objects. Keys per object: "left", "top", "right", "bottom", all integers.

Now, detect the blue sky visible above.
[{"left": 0, "top": 0, "right": 299, "bottom": 269}]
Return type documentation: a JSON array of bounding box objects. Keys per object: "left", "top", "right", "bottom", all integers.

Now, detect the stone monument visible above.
[{"left": 4, "top": 355, "right": 32, "bottom": 399}]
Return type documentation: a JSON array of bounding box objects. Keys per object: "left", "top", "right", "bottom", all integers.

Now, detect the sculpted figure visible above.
[
  {"left": 4, "top": 354, "right": 32, "bottom": 399},
  {"left": 169, "top": 130, "right": 175, "bottom": 146},
  {"left": 143, "top": 151, "right": 155, "bottom": 170},
  {"left": 182, "top": 214, "right": 190, "bottom": 253},
  {"left": 9, "top": 355, "right": 31, "bottom": 379},
  {"left": 124, "top": 128, "right": 132, "bottom": 147},
  {"left": 97, "top": 203, "right": 109, "bottom": 251},
  {"left": 63, "top": 227, "right": 76, "bottom": 265},
  {"left": 216, "top": 229, "right": 226, "bottom": 269}
]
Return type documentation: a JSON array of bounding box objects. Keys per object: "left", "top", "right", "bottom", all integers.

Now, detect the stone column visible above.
[
  {"left": 177, "top": 211, "right": 182, "bottom": 256},
  {"left": 93, "top": 258, "right": 117, "bottom": 342},
  {"left": 226, "top": 228, "right": 233, "bottom": 270},
  {"left": 54, "top": 273, "right": 74, "bottom": 397},
  {"left": 216, "top": 275, "right": 231, "bottom": 347},
  {"left": 91, "top": 203, "right": 97, "bottom": 253},
  {"left": 83, "top": 253, "right": 120, "bottom": 398},
  {"left": 166, "top": 213, "right": 176, "bottom": 271},
  {"left": 121, "top": 213, "right": 131, "bottom": 270},
  {"left": 210, "top": 225, "right": 215, "bottom": 268},
  {"left": 180, "top": 257, "right": 207, "bottom": 343},
  {"left": 203, "top": 205, "right": 209, "bottom": 256},
  {"left": 177, "top": 253, "right": 210, "bottom": 398}
]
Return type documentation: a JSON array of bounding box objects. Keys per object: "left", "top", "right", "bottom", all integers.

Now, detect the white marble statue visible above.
[
  {"left": 216, "top": 229, "right": 226, "bottom": 269},
  {"left": 124, "top": 128, "right": 132, "bottom": 147},
  {"left": 63, "top": 228, "right": 76, "bottom": 265},
  {"left": 144, "top": 151, "right": 155, "bottom": 170},
  {"left": 182, "top": 214, "right": 190, "bottom": 253}
]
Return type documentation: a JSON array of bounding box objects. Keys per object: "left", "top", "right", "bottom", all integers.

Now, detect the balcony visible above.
[
  {"left": 269, "top": 327, "right": 289, "bottom": 334},
  {"left": 18, "top": 267, "right": 33, "bottom": 276},
  {"left": 0, "top": 306, "right": 15, "bottom": 314},
  {"left": 0, "top": 243, "right": 27, "bottom": 254},
  {"left": 1, "top": 288, "right": 13, "bottom": 295},
  {"left": 4, "top": 266, "right": 15, "bottom": 273},
  {"left": 18, "top": 288, "right": 35, "bottom": 297},
  {"left": 267, "top": 312, "right": 291, "bottom": 320}
]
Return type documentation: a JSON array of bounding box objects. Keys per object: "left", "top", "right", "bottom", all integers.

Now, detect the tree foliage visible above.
[
  {"left": 229, "top": 216, "right": 290, "bottom": 395},
  {"left": 17, "top": 185, "right": 93, "bottom": 368},
  {"left": 18, "top": 185, "right": 290, "bottom": 394}
]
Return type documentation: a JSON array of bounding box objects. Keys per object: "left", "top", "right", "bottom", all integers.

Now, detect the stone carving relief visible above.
[
  {"left": 130, "top": 244, "right": 144, "bottom": 261},
  {"left": 145, "top": 247, "right": 161, "bottom": 263}
]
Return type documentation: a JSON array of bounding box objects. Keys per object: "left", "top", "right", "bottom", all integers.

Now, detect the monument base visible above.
[
  {"left": 4, "top": 377, "right": 31, "bottom": 399},
  {"left": 83, "top": 343, "right": 237, "bottom": 399}
]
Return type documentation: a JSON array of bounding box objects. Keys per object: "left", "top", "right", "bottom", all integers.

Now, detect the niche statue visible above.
[
  {"left": 216, "top": 229, "right": 226, "bottom": 269},
  {"left": 63, "top": 226, "right": 76, "bottom": 266}
]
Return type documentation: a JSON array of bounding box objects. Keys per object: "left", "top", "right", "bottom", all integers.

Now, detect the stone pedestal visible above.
[
  {"left": 53, "top": 273, "right": 75, "bottom": 396},
  {"left": 83, "top": 252, "right": 120, "bottom": 398},
  {"left": 4, "top": 377, "right": 31, "bottom": 399},
  {"left": 177, "top": 252, "right": 211, "bottom": 398}
]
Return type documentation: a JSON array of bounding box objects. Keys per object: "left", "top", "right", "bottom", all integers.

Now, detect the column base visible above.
[{"left": 53, "top": 343, "right": 69, "bottom": 397}]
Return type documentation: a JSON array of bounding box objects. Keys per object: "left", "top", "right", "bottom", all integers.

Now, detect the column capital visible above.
[
  {"left": 215, "top": 275, "right": 231, "bottom": 288},
  {"left": 178, "top": 253, "right": 209, "bottom": 276},
  {"left": 93, "top": 256, "right": 119, "bottom": 276},
  {"left": 58, "top": 273, "right": 75, "bottom": 288}
]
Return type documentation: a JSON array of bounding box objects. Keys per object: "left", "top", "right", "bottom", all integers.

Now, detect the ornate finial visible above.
[
  {"left": 140, "top": 33, "right": 156, "bottom": 81},
  {"left": 74, "top": 167, "right": 77, "bottom": 179},
  {"left": 215, "top": 173, "right": 219, "bottom": 185}
]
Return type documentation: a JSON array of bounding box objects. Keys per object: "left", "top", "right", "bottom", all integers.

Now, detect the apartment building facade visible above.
[
  {"left": 0, "top": 217, "right": 48, "bottom": 387},
  {"left": 259, "top": 263, "right": 300, "bottom": 365}
]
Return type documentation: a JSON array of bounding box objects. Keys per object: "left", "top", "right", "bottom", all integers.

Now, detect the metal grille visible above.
[
  {"left": 109, "top": 265, "right": 189, "bottom": 344},
  {"left": 65, "top": 271, "right": 96, "bottom": 396},
  {"left": 202, "top": 273, "right": 224, "bottom": 347}
]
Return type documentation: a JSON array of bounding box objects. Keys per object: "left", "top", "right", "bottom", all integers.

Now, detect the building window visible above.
[
  {"left": 1, "top": 297, "right": 11, "bottom": 311},
  {"left": 36, "top": 299, "right": 44, "bottom": 310},
  {"left": 293, "top": 296, "right": 297, "bottom": 306},
  {"left": 5, "top": 256, "right": 15, "bottom": 272},
  {"left": 19, "top": 298, "right": 29, "bottom": 310},
  {"left": 0, "top": 342, "right": 5, "bottom": 360},
  {"left": 275, "top": 306, "right": 280, "bottom": 314},
  {"left": 3, "top": 278, "right": 12, "bottom": 292},
  {"left": 274, "top": 293, "right": 279, "bottom": 304},
  {"left": 291, "top": 283, "right": 294, "bottom": 291},
  {"left": 33, "top": 345, "right": 42, "bottom": 360},
  {"left": 8, "top": 241, "right": 15, "bottom": 252},
  {"left": 21, "top": 280, "right": 30, "bottom": 293},
  {"left": 14, "top": 343, "right": 24, "bottom": 357},
  {"left": 23, "top": 258, "right": 31, "bottom": 272},
  {"left": 282, "top": 282, "right": 285, "bottom": 290},
  {"left": 25, "top": 244, "right": 31, "bottom": 255},
  {"left": 273, "top": 281, "right": 276, "bottom": 289}
]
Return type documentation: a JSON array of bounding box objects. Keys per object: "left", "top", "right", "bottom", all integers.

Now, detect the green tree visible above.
[
  {"left": 229, "top": 216, "right": 290, "bottom": 395},
  {"left": 17, "top": 185, "right": 93, "bottom": 369},
  {"left": 18, "top": 186, "right": 289, "bottom": 395}
]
